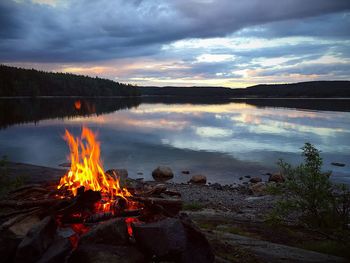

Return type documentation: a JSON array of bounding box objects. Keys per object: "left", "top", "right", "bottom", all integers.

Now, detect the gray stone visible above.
[
  {"left": 68, "top": 244, "right": 144, "bottom": 263},
  {"left": 152, "top": 166, "right": 174, "bottom": 181},
  {"left": 189, "top": 175, "right": 207, "bottom": 184},
  {"left": 14, "top": 216, "right": 57, "bottom": 263},
  {"left": 133, "top": 217, "right": 186, "bottom": 260},
  {"left": 132, "top": 216, "right": 214, "bottom": 262},
  {"left": 211, "top": 183, "right": 223, "bottom": 190},
  {"left": 79, "top": 218, "right": 129, "bottom": 246},
  {"left": 37, "top": 237, "right": 72, "bottom": 263}
]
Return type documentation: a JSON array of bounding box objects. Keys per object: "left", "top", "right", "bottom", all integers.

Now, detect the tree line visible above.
[{"left": 0, "top": 65, "right": 139, "bottom": 97}]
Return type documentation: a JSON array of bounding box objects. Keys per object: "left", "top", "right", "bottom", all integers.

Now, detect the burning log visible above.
[
  {"left": 85, "top": 212, "right": 114, "bottom": 224},
  {"left": 131, "top": 196, "right": 182, "bottom": 216}
]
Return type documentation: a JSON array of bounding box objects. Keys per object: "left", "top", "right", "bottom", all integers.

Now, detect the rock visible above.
[
  {"left": 68, "top": 244, "right": 144, "bottom": 263},
  {"left": 79, "top": 218, "right": 129, "bottom": 246},
  {"left": 188, "top": 175, "right": 207, "bottom": 184},
  {"left": 179, "top": 213, "right": 215, "bottom": 263},
  {"left": 0, "top": 230, "right": 22, "bottom": 263},
  {"left": 211, "top": 183, "right": 223, "bottom": 190},
  {"left": 249, "top": 177, "right": 262, "bottom": 183},
  {"left": 9, "top": 214, "right": 41, "bottom": 237},
  {"left": 331, "top": 162, "right": 345, "bottom": 167},
  {"left": 239, "top": 177, "right": 243, "bottom": 180},
  {"left": 182, "top": 170, "right": 190, "bottom": 174},
  {"left": 105, "top": 169, "right": 128, "bottom": 180},
  {"left": 268, "top": 173, "right": 284, "bottom": 183},
  {"left": 14, "top": 216, "right": 57, "bottom": 263},
  {"left": 249, "top": 182, "right": 267, "bottom": 196},
  {"left": 245, "top": 175, "right": 251, "bottom": 178},
  {"left": 152, "top": 166, "right": 174, "bottom": 181},
  {"left": 37, "top": 237, "right": 72, "bottom": 263},
  {"left": 133, "top": 216, "right": 214, "bottom": 262},
  {"left": 133, "top": 218, "right": 186, "bottom": 260},
  {"left": 137, "top": 172, "right": 143, "bottom": 175}
]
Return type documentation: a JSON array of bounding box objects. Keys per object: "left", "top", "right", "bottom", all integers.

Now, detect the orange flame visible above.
[
  {"left": 57, "top": 127, "right": 131, "bottom": 202},
  {"left": 74, "top": 100, "right": 81, "bottom": 110}
]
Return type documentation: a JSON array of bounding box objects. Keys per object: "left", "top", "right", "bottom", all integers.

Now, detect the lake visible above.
[{"left": 0, "top": 97, "right": 349, "bottom": 184}]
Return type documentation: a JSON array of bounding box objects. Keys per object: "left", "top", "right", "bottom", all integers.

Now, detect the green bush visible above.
[{"left": 271, "top": 143, "right": 350, "bottom": 230}]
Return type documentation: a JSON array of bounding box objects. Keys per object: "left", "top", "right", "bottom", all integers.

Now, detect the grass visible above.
[{"left": 182, "top": 202, "right": 204, "bottom": 211}]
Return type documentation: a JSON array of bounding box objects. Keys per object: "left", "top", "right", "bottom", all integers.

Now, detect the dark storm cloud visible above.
[{"left": 0, "top": 0, "right": 349, "bottom": 62}]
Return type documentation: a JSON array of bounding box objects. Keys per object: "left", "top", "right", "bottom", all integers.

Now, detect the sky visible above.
[{"left": 1, "top": 0, "right": 350, "bottom": 88}]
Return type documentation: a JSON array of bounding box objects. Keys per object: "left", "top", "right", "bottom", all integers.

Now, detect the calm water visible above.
[{"left": 0, "top": 98, "right": 349, "bottom": 184}]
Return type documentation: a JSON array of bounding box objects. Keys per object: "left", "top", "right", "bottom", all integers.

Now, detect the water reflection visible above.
[{"left": 0, "top": 98, "right": 349, "bottom": 184}]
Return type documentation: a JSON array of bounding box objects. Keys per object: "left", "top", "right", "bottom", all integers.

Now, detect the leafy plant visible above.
[{"left": 271, "top": 143, "right": 350, "bottom": 230}]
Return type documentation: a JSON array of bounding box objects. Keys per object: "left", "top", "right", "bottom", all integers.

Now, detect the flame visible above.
[
  {"left": 74, "top": 100, "right": 82, "bottom": 110},
  {"left": 57, "top": 127, "right": 131, "bottom": 202}
]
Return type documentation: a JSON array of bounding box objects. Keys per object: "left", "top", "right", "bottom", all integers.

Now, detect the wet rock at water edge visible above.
[
  {"left": 249, "top": 177, "right": 262, "bottom": 184},
  {"left": 268, "top": 173, "right": 285, "bottom": 183},
  {"left": 189, "top": 175, "right": 207, "bottom": 185},
  {"left": 152, "top": 166, "right": 174, "bottom": 181},
  {"left": 182, "top": 170, "right": 190, "bottom": 175},
  {"left": 331, "top": 162, "right": 345, "bottom": 167},
  {"left": 211, "top": 183, "right": 223, "bottom": 190}
]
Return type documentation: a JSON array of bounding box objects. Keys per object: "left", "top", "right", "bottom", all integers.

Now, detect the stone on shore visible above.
[
  {"left": 249, "top": 182, "right": 267, "bottom": 196},
  {"left": 268, "top": 173, "right": 284, "bottom": 183},
  {"left": 152, "top": 166, "right": 174, "bottom": 181},
  {"left": 189, "top": 175, "right": 207, "bottom": 184},
  {"left": 249, "top": 177, "right": 262, "bottom": 183}
]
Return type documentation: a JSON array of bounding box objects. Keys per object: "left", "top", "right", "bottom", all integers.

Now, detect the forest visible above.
[{"left": 0, "top": 65, "right": 139, "bottom": 97}]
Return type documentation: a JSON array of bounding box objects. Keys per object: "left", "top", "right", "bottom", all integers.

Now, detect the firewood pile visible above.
[{"left": 0, "top": 178, "right": 214, "bottom": 263}]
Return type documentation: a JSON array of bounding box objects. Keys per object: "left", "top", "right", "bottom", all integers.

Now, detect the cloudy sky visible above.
[{"left": 1, "top": 0, "right": 350, "bottom": 87}]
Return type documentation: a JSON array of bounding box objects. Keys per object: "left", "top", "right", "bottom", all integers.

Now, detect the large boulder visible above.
[
  {"left": 132, "top": 216, "right": 214, "bottom": 262},
  {"left": 152, "top": 166, "right": 174, "bottom": 181},
  {"left": 14, "top": 216, "right": 57, "bottom": 263},
  {"left": 79, "top": 218, "right": 129, "bottom": 246},
  {"left": 189, "top": 175, "right": 207, "bottom": 184},
  {"left": 68, "top": 244, "right": 144, "bottom": 263},
  {"left": 132, "top": 217, "right": 186, "bottom": 260},
  {"left": 268, "top": 173, "right": 284, "bottom": 183}
]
